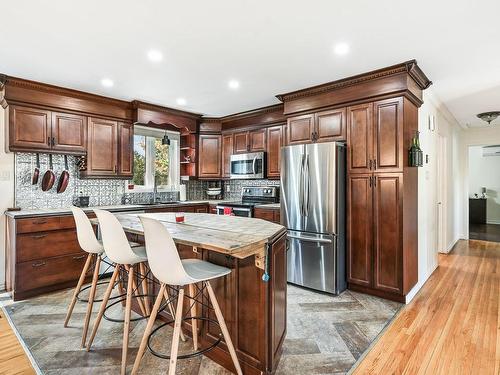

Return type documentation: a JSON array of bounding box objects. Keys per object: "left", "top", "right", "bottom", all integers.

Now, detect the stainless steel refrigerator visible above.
[{"left": 281, "top": 142, "right": 346, "bottom": 294}]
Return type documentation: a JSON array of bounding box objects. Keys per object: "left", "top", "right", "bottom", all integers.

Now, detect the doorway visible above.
[{"left": 468, "top": 145, "right": 500, "bottom": 242}]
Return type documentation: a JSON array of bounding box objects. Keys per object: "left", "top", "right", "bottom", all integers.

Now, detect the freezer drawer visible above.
[{"left": 287, "top": 230, "right": 339, "bottom": 294}]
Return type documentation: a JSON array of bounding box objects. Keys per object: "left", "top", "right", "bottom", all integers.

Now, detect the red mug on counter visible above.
[{"left": 175, "top": 212, "right": 185, "bottom": 223}]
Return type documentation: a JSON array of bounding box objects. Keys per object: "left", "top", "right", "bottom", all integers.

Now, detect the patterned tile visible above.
[{"left": 1, "top": 284, "right": 400, "bottom": 375}]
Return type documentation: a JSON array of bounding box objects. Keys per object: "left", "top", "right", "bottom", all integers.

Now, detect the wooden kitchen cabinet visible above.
[
  {"left": 266, "top": 125, "right": 283, "bottom": 179},
  {"left": 8, "top": 105, "right": 88, "bottom": 154},
  {"left": 254, "top": 207, "right": 280, "bottom": 224},
  {"left": 118, "top": 122, "right": 134, "bottom": 177},
  {"left": 51, "top": 112, "right": 87, "bottom": 153},
  {"left": 286, "top": 113, "right": 314, "bottom": 145},
  {"left": 286, "top": 108, "right": 346, "bottom": 145},
  {"left": 347, "top": 103, "right": 373, "bottom": 174},
  {"left": 373, "top": 97, "right": 404, "bottom": 173},
  {"left": 222, "top": 133, "right": 233, "bottom": 178},
  {"left": 347, "top": 174, "right": 373, "bottom": 287},
  {"left": 9, "top": 105, "right": 52, "bottom": 151},
  {"left": 233, "top": 131, "right": 249, "bottom": 153},
  {"left": 6, "top": 214, "right": 90, "bottom": 301},
  {"left": 373, "top": 173, "right": 402, "bottom": 294},
  {"left": 347, "top": 98, "right": 403, "bottom": 174},
  {"left": 83, "top": 117, "right": 118, "bottom": 177},
  {"left": 198, "top": 134, "right": 222, "bottom": 178},
  {"left": 232, "top": 129, "right": 267, "bottom": 154},
  {"left": 315, "top": 108, "right": 346, "bottom": 142}
]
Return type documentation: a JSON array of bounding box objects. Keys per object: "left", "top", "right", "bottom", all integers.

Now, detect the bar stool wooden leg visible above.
[
  {"left": 188, "top": 284, "right": 198, "bottom": 350},
  {"left": 131, "top": 271, "right": 147, "bottom": 317},
  {"left": 139, "top": 262, "right": 151, "bottom": 315},
  {"left": 164, "top": 287, "right": 186, "bottom": 342},
  {"left": 81, "top": 255, "right": 101, "bottom": 347},
  {"left": 116, "top": 267, "right": 127, "bottom": 307},
  {"left": 86, "top": 265, "right": 120, "bottom": 352},
  {"left": 64, "top": 253, "right": 93, "bottom": 327},
  {"left": 168, "top": 288, "right": 185, "bottom": 375},
  {"left": 121, "top": 265, "right": 135, "bottom": 375},
  {"left": 206, "top": 281, "right": 242, "bottom": 375},
  {"left": 131, "top": 283, "right": 166, "bottom": 375}
]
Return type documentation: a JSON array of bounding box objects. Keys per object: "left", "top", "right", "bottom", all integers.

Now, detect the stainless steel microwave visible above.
[{"left": 230, "top": 152, "right": 265, "bottom": 179}]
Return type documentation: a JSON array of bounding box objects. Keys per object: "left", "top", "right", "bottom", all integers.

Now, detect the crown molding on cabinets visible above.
[{"left": 276, "top": 60, "right": 432, "bottom": 115}]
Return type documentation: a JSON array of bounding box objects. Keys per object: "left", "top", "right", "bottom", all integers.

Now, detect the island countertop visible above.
[{"left": 96, "top": 212, "right": 286, "bottom": 260}]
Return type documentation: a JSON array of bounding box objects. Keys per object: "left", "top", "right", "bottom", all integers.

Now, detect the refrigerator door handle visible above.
[
  {"left": 304, "top": 154, "right": 310, "bottom": 216},
  {"left": 299, "top": 153, "right": 305, "bottom": 216},
  {"left": 287, "top": 234, "right": 333, "bottom": 244}
]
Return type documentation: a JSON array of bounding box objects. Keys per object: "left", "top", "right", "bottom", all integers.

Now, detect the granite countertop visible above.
[
  {"left": 104, "top": 212, "right": 286, "bottom": 259},
  {"left": 4, "top": 200, "right": 239, "bottom": 219}
]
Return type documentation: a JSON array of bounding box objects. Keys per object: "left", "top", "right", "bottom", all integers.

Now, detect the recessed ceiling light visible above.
[
  {"left": 101, "top": 78, "right": 114, "bottom": 87},
  {"left": 176, "top": 98, "right": 187, "bottom": 106},
  {"left": 228, "top": 79, "right": 240, "bottom": 90},
  {"left": 334, "top": 43, "right": 350, "bottom": 56},
  {"left": 147, "top": 49, "right": 163, "bottom": 62}
]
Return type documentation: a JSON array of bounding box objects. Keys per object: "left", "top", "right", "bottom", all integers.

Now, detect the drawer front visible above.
[
  {"left": 254, "top": 208, "right": 275, "bottom": 222},
  {"left": 16, "top": 253, "right": 89, "bottom": 292},
  {"left": 17, "top": 215, "right": 75, "bottom": 234},
  {"left": 274, "top": 210, "right": 280, "bottom": 224},
  {"left": 17, "top": 229, "right": 82, "bottom": 263}
]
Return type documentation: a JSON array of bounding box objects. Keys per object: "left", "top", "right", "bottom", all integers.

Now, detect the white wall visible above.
[
  {"left": 459, "top": 127, "right": 500, "bottom": 237},
  {"left": 0, "top": 104, "right": 16, "bottom": 291},
  {"left": 468, "top": 146, "right": 500, "bottom": 224},
  {"left": 406, "top": 89, "right": 462, "bottom": 303}
]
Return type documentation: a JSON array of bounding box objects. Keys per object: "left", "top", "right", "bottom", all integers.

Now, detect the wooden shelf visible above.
[
  {"left": 180, "top": 161, "right": 195, "bottom": 164},
  {"left": 180, "top": 146, "right": 195, "bottom": 151}
]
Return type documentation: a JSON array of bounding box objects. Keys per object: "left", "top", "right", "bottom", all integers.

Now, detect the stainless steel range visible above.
[{"left": 216, "top": 186, "right": 279, "bottom": 217}]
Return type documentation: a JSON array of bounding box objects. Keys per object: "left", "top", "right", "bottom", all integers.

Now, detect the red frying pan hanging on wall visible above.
[
  {"left": 57, "top": 155, "right": 70, "bottom": 193},
  {"left": 41, "top": 154, "right": 56, "bottom": 191}
]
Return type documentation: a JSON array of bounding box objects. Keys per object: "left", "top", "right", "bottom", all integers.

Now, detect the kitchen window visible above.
[{"left": 128, "top": 125, "right": 180, "bottom": 191}]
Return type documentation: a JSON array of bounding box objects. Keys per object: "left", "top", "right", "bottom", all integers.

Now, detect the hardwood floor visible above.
[
  {"left": 353, "top": 239, "right": 500, "bottom": 375},
  {"left": 469, "top": 223, "right": 500, "bottom": 242},
  {"left": 0, "top": 308, "right": 35, "bottom": 375}
]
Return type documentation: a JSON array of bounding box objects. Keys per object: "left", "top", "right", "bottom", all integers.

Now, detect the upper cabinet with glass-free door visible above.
[
  {"left": 347, "top": 98, "right": 403, "bottom": 174},
  {"left": 286, "top": 108, "right": 346, "bottom": 145},
  {"left": 8, "top": 105, "right": 87, "bottom": 154}
]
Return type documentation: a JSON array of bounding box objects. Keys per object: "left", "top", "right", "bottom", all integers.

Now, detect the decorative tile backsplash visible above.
[
  {"left": 15, "top": 153, "right": 125, "bottom": 209},
  {"left": 183, "top": 179, "right": 280, "bottom": 200},
  {"left": 15, "top": 152, "right": 280, "bottom": 209}
]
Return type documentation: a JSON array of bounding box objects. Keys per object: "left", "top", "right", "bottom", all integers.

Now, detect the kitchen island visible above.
[{"left": 111, "top": 213, "right": 288, "bottom": 375}]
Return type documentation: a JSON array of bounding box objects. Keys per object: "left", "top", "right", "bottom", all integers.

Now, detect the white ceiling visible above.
[{"left": 1, "top": 0, "right": 499, "bottom": 124}]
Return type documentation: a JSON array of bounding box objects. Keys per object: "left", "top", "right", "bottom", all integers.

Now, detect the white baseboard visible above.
[
  {"left": 486, "top": 220, "right": 500, "bottom": 225},
  {"left": 405, "top": 263, "right": 439, "bottom": 304},
  {"left": 444, "top": 237, "right": 460, "bottom": 253}
]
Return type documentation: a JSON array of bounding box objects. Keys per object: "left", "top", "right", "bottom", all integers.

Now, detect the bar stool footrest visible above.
[
  {"left": 147, "top": 317, "right": 222, "bottom": 360},
  {"left": 103, "top": 293, "right": 167, "bottom": 323}
]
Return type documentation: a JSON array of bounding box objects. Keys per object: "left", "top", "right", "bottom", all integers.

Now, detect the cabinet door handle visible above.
[
  {"left": 373, "top": 159, "right": 377, "bottom": 170},
  {"left": 30, "top": 234, "right": 47, "bottom": 239},
  {"left": 72, "top": 255, "right": 86, "bottom": 260},
  {"left": 114, "top": 165, "right": 118, "bottom": 173},
  {"left": 51, "top": 137, "right": 55, "bottom": 146},
  {"left": 369, "top": 159, "right": 373, "bottom": 170},
  {"left": 32, "top": 261, "right": 46, "bottom": 268},
  {"left": 369, "top": 176, "right": 372, "bottom": 188},
  {"left": 373, "top": 176, "right": 377, "bottom": 187},
  {"left": 47, "top": 137, "right": 51, "bottom": 146}
]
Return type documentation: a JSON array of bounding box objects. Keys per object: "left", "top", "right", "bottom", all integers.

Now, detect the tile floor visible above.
[{"left": 1, "top": 284, "right": 401, "bottom": 375}]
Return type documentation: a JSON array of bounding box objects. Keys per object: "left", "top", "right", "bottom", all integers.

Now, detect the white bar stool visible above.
[
  {"left": 85, "top": 209, "right": 150, "bottom": 375},
  {"left": 131, "top": 216, "right": 243, "bottom": 375},
  {"left": 64, "top": 206, "right": 106, "bottom": 347}
]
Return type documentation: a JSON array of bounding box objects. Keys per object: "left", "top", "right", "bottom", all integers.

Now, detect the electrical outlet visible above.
[{"left": 0, "top": 170, "right": 11, "bottom": 181}]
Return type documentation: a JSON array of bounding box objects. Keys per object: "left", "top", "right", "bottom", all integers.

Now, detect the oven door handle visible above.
[{"left": 216, "top": 206, "right": 252, "bottom": 212}]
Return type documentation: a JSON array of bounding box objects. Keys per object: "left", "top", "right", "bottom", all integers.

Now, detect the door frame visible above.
[{"left": 436, "top": 133, "right": 447, "bottom": 253}]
